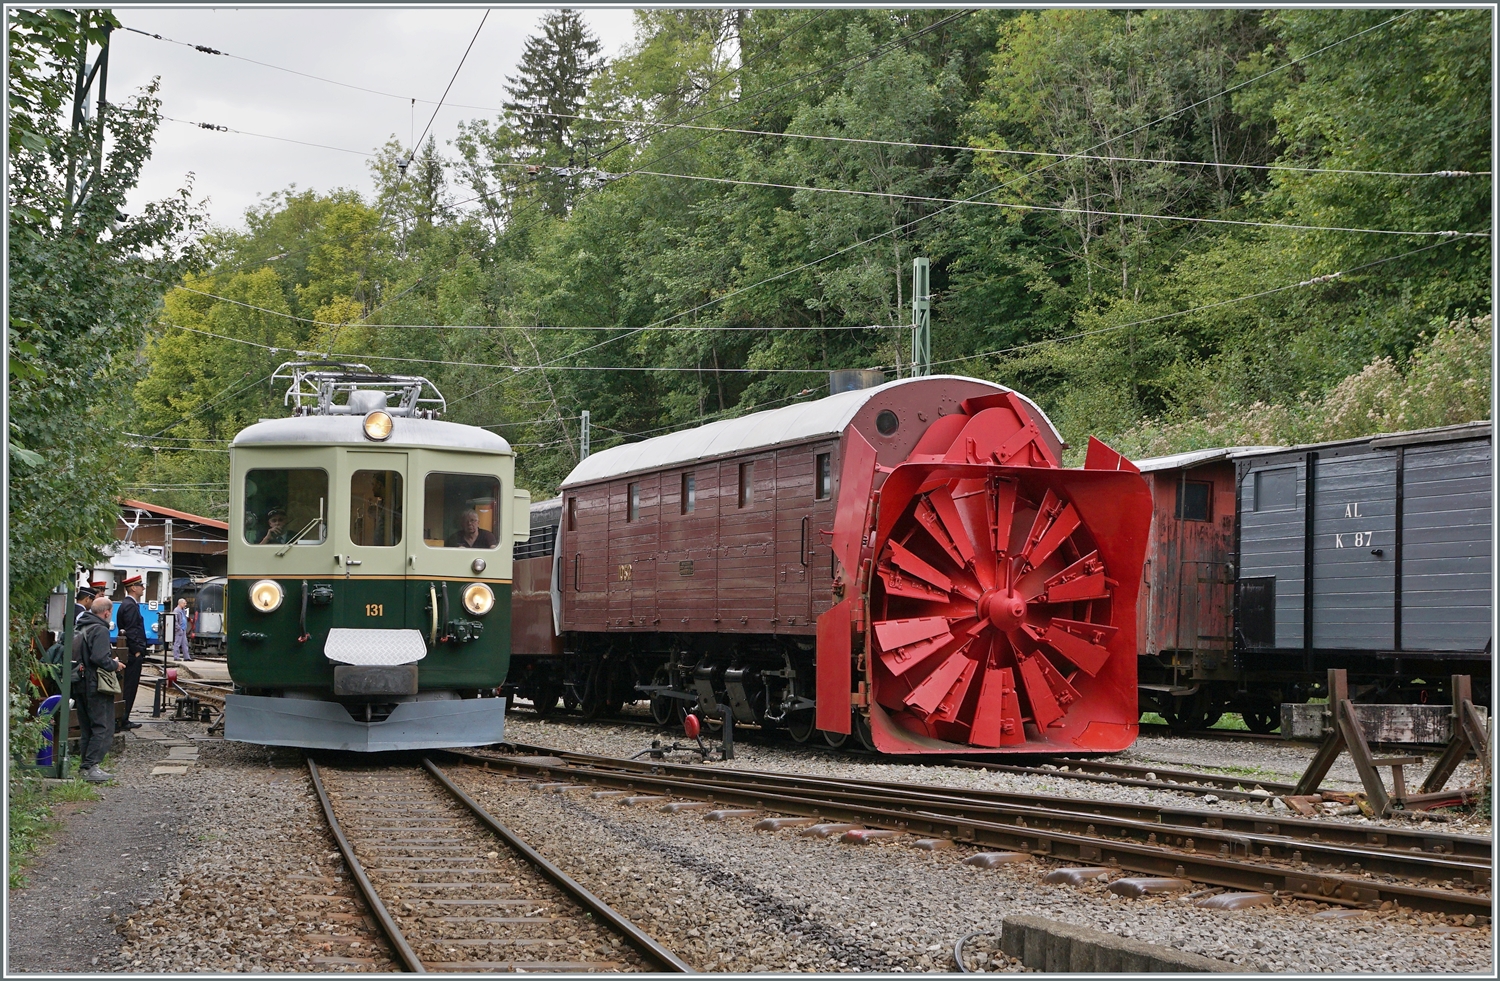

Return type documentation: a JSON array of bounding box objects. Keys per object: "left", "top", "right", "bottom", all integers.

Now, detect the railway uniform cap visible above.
[
  {"left": 266, "top": 506, "right": 287, "bottom": 518},
  {"left": 90, "top": 580, "right": 108, "bottom": 590},
  {"left": 121, "top": 574, "right": 144, "bottom": 589},
  {"left": 75, "top": 585, "right": 97, "bottom": 600}
]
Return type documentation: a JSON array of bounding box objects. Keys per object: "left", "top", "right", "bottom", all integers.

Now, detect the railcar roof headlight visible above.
[
  {"left": 249, "top": 579, "right": 284, "bottom": 613},
  {"left": 462, "top": 582, "right": 494, "bottom": 616},
  {"left": 363, "top": 410, "right": 394, "bottom": 441}
]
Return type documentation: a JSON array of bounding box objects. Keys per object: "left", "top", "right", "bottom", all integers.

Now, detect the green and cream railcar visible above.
[{"left": 223, "top": 364, "right": 529, "bottom": 751}]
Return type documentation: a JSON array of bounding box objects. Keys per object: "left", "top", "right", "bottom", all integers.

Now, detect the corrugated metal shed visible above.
[{"left": 559, "top": 375, "right": 1059, "bottom": 488}]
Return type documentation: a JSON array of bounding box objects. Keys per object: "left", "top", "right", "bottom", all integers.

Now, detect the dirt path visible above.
[{"left": 7, "top": 720, "right": 213, "bottom": 973}]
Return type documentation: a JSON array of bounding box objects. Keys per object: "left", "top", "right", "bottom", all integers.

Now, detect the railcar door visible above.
[
  {"left": 340, "top": 451, "right": 409, "bottom": 631},
  {"left": 774, "top": 447, "right": 813, "bottom": 627}
]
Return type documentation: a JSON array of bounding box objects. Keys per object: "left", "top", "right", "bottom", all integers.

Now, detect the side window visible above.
[
  {"left": 1175, "top": 480, "right": 1211, "bottom": 521},
  {"left": 350, "top": 469, "right": 404, "bottom": 546},
  {"left": 738, "top": 462, "right": 753, "bottom": 508},
  {"left": 567, "top": 496, "right": 577, "bottom": 531},
  {"left": 1253, "top": 468, "right": 1297, "bottom": 512},
  {"left": 423, "top": 472, "right": 501, "bottom": 549},
  {"left": 681, "top": 473, "right": 695, "bottom": 514},
  {"left": 627, "top": 482, "right": 640, "bottom": 522},
  {"left": 243, "top": 468, "right": 329, "bottom": 545},
  {"left": 815, "top": 453, "right": 832, "bottom": 501}
]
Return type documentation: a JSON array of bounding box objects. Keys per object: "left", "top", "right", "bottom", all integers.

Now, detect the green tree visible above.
[{"left": 501, "top": 8, "right": 605, "bottom": 214}]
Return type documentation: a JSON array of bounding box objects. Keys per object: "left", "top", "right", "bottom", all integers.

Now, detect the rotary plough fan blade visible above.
[{"left": 871, "top": 475, "right": 1120, "bottom": 749}]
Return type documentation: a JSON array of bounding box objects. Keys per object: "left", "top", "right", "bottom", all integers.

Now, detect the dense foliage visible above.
[
  {"left": 125, "top": 8, "right": 1490, "bottom": 516},
  {"left": 8, "top": 7, "right": 198, "bottom": 774}
]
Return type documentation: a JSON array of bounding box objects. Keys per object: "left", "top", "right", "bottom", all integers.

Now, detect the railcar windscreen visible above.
[
  {"left": 425, "top": 472, "right": 501, "bottom": 548},
  {"left": 350, "top": 469, "right": 403, "bottom": 546},
  {"left": 243, "top": 468, "right": 328, "bottom": 545}
]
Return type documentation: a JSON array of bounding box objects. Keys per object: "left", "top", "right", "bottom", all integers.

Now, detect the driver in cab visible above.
[
  {"left": 259, "top": 507, "right": 290, "bottom": 545},
  {"left": 445, "top": 508, "right": 495, "bottom": 549}
]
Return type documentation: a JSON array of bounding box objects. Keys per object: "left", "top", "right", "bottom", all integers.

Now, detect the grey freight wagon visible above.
[{"left": 1234, "top": 421, "right": 1491, "bottom": 706}]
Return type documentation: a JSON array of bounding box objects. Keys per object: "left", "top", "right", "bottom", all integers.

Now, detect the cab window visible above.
[
  {"left": 350, "top": 469, "right": 404, "bottom": 546},
  {"left": 243, "top": 468, "right": 329, "bottom": 545},
  {"left": 424, "top": 472, "right": 501, "bottom": 549}
]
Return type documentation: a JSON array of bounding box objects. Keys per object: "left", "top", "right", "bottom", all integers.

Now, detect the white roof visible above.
[
  {"left": 233, "top": 414, "right": 511, "bottom": 454},
  {"left": 1134, "top": 446, "right": 1283, "bottom": 473},
  {"left": 560, "top": 375, "right": 1058, "bottom": 488}
]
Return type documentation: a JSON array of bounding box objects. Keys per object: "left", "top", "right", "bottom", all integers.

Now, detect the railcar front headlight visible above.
[
  {"left": 363, "top": 410, "right": 394, "bottom": 441},
  {"left": 462, "top": 582, "right": 494, "bottom": 616},
  {"left": 249, "top": 579, "right": 284, "bottom": 613}
]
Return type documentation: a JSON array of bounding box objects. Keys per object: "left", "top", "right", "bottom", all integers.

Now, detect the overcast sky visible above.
[{"left": 109, "top": 6, "right": 639, "bottom": 230}]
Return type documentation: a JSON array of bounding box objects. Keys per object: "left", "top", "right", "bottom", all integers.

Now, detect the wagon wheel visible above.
[
  {"left": 1164, "top": 694, "right": 1216, "bottom": 733},
  {"left": 785, "top": 709, "right": 815, "bottom": 743},
  {"left": 869, "top": 477, "right": 1123, "bottom": 749},
  {"left": 531, "top": 678, "right": 564, "bottom": 718},
  {"left": 649, "top": 667, "right": 675, "bottom": 726},
  {"left": 578, "top": 662, "right": 620, "bottom": 720},
  {"left": 852, "top": 712, "right": 877, "bottom": 753},
  {"left": 821, "top": 727, "right": 848, "bottom": 749},
  {"left": 1241, "top": 707, "right": 1280, "bottom": 734}
]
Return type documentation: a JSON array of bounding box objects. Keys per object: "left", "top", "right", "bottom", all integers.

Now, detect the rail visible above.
[
  {"left": 305, "top": 755, "right": 692, "bottom": 973},
  {"left": 454, "top": 745, "right": 1490, "bottom": 917}
]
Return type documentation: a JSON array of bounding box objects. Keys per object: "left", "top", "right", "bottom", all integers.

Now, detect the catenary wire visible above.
[
  {"left": 409, "top": 9, "right": 489, "bottom": 163},
  {"left": 622, "top": 168, "right": 1487, "bottom": 237},
  {"left": 160, "top": 115, "right": 376, "bottom": 157}
]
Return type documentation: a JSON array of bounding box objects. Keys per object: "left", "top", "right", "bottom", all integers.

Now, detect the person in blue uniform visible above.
[{"left": 115, "top": 575, "right": 150, "bottom": 731}]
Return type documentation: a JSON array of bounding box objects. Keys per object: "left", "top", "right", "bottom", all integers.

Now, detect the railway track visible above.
[
  {"left": 455, "top": 745, "right": 1491, "bottom": 918},
  {"left": 945, "top": 756, "right": 1314, "bottom": 802},
  {"left": 306, "top": 756, "right": 692, "bottom": 973}
]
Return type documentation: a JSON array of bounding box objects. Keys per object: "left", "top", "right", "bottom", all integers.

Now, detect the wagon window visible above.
[
  {"left": 1253, "top": 468, "right": 1297, "bottom": 512},
  {"left": 243, "top": 468, "right": 328, "bottom": 545},
  {"left": 1175, "top": 480, "right": 1211, "bottom": 521},
  {"left": 627, "top": 482, "right": 640, "bottom": 522},
  {"left": 567, "top": 496, "right": 577, "bottom": 531},
  {"left": 681, "top": 473, "right": 695, "bottom": 514},
  {"left": 424, "top": 472, "right": 501, "bottom": 549},
  {"left": 350, "top": 469, "right": 404, "bottom": 546},
  {"left": 738, "top": 462, "right": 753, "bottom": 508},
  {"left": 815, "top": 453, "right": 832, "bottom": 500}
]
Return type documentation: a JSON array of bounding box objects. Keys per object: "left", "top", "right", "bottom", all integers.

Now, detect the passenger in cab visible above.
[{"left": 445, "top": 508, "right": 495, "bottom": 549}]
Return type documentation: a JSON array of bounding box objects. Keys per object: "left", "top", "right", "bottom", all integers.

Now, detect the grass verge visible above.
[{"left": 7, "top": 766, "right": 104, "bottom": 888}]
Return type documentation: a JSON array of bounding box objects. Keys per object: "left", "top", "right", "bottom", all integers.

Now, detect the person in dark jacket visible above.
[
  {"left": 115, "top": 575, "right": 150, "bottom": 731},
  {"left": 73, "top": 596, "right": 124, "bottom": 782}
]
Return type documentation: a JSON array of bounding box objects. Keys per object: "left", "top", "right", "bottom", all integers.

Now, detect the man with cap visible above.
[
  {"left": 259, "top": 507, "right": 290, "bottom": 545},
  {"left": 73, "top": 584, "right": 97, "bottom": 625},
  {"left": 115, "top": 575, "right": 150, "bottom": 731}
]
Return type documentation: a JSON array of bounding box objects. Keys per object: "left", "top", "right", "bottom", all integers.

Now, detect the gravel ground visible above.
[
  {"left": 503, "top": 709, "right": 1493, "bottom": 836},
  {"left": 9, "top": 705, "right": 1491, "bottom": 974}
]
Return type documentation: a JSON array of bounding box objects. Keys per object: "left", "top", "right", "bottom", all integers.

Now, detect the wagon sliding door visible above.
[{"left": 1310, "top": 450, "right": 1397, "bottom": 650}]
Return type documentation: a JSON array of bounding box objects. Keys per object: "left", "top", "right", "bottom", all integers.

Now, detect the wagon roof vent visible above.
[{"left": 273, "top": 361, "right": 446, "bottom": 419}]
